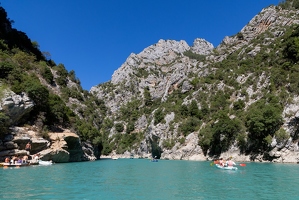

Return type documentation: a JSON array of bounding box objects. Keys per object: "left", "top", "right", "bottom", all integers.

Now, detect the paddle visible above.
[{"left": 226, "top": 156, "right": 246, "bottom": 167}]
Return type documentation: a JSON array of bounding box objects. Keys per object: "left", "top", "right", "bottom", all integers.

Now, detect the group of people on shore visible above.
[
  {"left": 214, "top": 157, "right": 236, "bottom": 167},
  {"left": 4, "top": 154, "right": 40, "bottom": 165},
  {"left": 4, "top": 155, "right": 29, "bottom": 164},
  {"left": 3, "top": 141, "right": 40, "bottom": 165}
]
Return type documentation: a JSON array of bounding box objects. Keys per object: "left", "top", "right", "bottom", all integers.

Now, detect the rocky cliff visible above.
[
  {"left": 2, "top": 3, "right": 299, "bottom": 164},
  {"left": 90, "top": 5, "right": 299, "bottom": 163},
  {"left": 0, "top": 88, "right": 96, "bottom": 163},
  {"left": 0, "top": 4, "right": 103, "bottom": 163}
]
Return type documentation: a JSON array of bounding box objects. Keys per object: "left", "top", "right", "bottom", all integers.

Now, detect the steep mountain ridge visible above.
[
  {"left": 90, "top": 4, "right": 299, "bottom": 162},
  {"left": 2, "top": 2, "right": 299, "bottom": 163},
  {"left": 91, "top": 38, "right": 213, "bottom": 112}
]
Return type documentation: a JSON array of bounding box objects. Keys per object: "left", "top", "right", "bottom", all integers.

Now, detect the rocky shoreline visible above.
[
  {"left": 2, "top": 125, "right": 298, "bottom": 164},
  {"left": 101, "top": 134, "right": 299, "bottom": 164},
  {"left": 100, "top": 151, "right": 299, "bottom": 164},
  {"left": 0, "top": 126, "right": 97, "bottom": 163}
]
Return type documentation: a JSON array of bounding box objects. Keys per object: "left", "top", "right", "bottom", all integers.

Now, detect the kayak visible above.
[{"left": 215, "top": 164, "right": 238, "bottom": 170}]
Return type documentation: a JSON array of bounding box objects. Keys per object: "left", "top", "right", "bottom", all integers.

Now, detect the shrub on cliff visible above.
[
  {"left": 0, "top": 62, "right": 14, "bottom": 78},
  {"left": 183, "top": 50, "right": 206, "bottom": 62},
  {"left": 245, "top": 98, "right": 283, "bottom": 152},
  {"left": 0, "top": 112, "right": 9, "bottom": 139}
]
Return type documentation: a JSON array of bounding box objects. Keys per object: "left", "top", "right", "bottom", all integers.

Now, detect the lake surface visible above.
[{"left": 1, "top": 159, "right": 299, "bottom": 199}]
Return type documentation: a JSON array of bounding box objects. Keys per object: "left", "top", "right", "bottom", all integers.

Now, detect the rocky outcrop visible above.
[
  {"left": 45, "top": 131, "right": 96, "bottom": 162},
  {"left": 39, "top": 148, "right": 70, "bottom": 163},
  {"left": 0, "top": 127, "right": 96, "bottom": 163},
  {"left": 161, "top": 133, "right": 205, "bottom": 161},
  {"left": 0, "top": 89, "right": 34, "bottom": 125},
  {"left": 215, "top": 6, "right": 299, "bottom": 62},
  {"left": 191, "top": 38, "right": 214, "bottom": 55},
  {"left": 91, "top": 38, "right": 212, "bottom": 113},
  {"left": 41, "top": 131, "right": 96, "bottom": 162},
  {"left": 0, "top": 85, "right": 97, "bottom": 163}
]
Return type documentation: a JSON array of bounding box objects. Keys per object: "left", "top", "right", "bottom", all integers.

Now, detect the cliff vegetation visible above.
[{"left": 2, "top": 1, "right": 299, "bottom": 163}]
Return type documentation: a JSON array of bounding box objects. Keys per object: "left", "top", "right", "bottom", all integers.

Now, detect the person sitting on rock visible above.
[{"left": 25, "top": 142, "right": 31, "bottom": 152}]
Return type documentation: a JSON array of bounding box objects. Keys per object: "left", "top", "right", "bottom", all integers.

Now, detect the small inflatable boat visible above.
[{"left": 215, "top": 164, "right": 238, "bottom": 170}]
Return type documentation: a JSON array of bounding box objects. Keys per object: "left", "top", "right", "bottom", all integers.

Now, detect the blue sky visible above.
[{"left": 1, "top": 0, "right": 279, "bottom": 90}]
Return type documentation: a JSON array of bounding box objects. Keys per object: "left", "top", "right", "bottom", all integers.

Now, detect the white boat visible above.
[
  {"left": 215, "top": 164, "right": 238, "bottom": 170},
  {"left": 1, "top": 162, "right": 30, "bottom": 167},
  {"left": 38, "top": 160, "right": 53, "bottom": 165}
]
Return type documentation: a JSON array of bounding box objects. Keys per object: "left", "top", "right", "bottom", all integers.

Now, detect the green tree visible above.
[
  {"left": 41, "top": 66, "right": 54, "bottom": 84},
  {"left": 154, "top": 108, "right": 164, "bottom": 125},
  {"left": 233, "top": 99, "right": 245, "bottom": 110},
  {"left": 245, "top": 101, "right": 283, "bottom": 152},
  {"left": 211, "top": 115, "right": 241, "bottom": 154},
  {"left": 25, "top": 79, "right": 49, "bottom": 109},
  {"left": 183, "top": 50, "right": 206, "bottom": 61},
  {"left": 283, "top": 25, "right": 299, "bottom": 63},
  {"left": 180, "top": 117, "right": 201, "bottom": 136},
  {"left": 198, "top": 126, "right": 213, "bottom": 155},
  {"left": 115, "top": 123, "right": 124, "bottom": 132},
  {"left": 47, "top": 94, "right": 67, "bottom": 124},
  {"left": 0, "top": 62, "right": 14, "bottom": 78},
  {"left": 179, "top": 104, "right": 189, "bottom": 117},
  {"left": 189, "top": 100, "right": 201, "bottom": 118},
  {"left": 144, "top": 86, "right": 152, "bottom": 106},
  {"left": 126, "top": 122, "right": 135, "bottom": 134},
  {"left": 0, "top": 112, "right": 9, "bottom": 139}
]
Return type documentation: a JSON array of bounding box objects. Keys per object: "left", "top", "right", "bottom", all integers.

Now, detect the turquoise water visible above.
[{"left": 1, "top": 159, "right": 299, "bottom": 200}]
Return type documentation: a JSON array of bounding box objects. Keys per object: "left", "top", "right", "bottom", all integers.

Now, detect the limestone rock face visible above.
[
  {"left": 12, "top": 133, "right": 50, "bottom": 155},
  {"left": 181, "top": 80, "right": 193, "bottom": 93},
  {"left": 161, "top": 133, "right": 205, "bottom": 161},
  {"left": 49, "top": 131, "right": 96, "bottom": 162},
  {"left": 91, "top": 38, "right": 212, "bottom": 114},
  {"left": 0, "top": 90, "right": 34, "bottom": 125},
  {"left": 81, "top": 142, "right": 97, "bottom": 161},
  {"left": 89, "top": 5, "right": 299, "bottom": 163},
  {"left": 110, "top": 39, "right": 190, "bottom": 85},
  {"left": 44, "top": 131, "right": 87, "bottom": 163},
  {"left": 3, "top": 141, "right": 18, "bottom": 150},
  {"left": 216, "top": 6, "right": 299, "bottom": 61},
  {"left": 65, "top": 135, "right": 83, "bottom": 162},
  {"left": 39, "top": 148, "right": 70, "bottom": 163},
  {"left": 191, "top": 38, "right": 214, "bottom": 55},
  {"left": 0, "top": 127, "right": 96, "bottom": 163},
  {"left": 0, "top": 149, "right": 28, "bottom": 157},
  {"left": 30, "top": 137, "right": 51, "bottom": 154}
]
